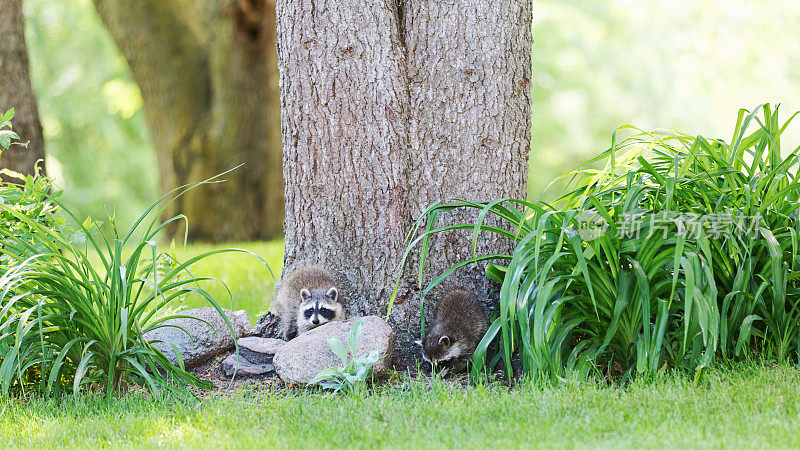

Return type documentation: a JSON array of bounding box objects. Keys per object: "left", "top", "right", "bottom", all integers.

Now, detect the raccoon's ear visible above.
[
  {"left": 326, "top": 287, "right": 338, "bottom": 300},
  {"left": 414, "top": 339, "right": 423, "bottom": 347},
  {"left": 439, "top": 335, "right": 451, "bottom": 347},
  {"left": 300, "top": 289, "right": 311, "bottom": 301}
]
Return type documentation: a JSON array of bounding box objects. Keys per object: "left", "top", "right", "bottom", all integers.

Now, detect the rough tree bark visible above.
[
  {"left": 279, "top": 0, "right": 532, "bottom": 365},
  {"left": 0, "top": 0, "right": 46, "bottom": 180},
  {"left": 93, "top": 0, "right": 283, "bottom": 241}
]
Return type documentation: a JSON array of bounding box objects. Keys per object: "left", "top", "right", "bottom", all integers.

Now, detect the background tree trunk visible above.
[
  {"left": 93, "top": 0, "right": 283, "bottom": 241},
  {"left": 0, "top": 0, "right": 46, "bottom": 180},
  {"left": 279, "top": 0, "right": 532, "bottom": 365}
]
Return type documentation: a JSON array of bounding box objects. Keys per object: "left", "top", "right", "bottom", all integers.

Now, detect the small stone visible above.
[
  {"left": 237, "top": 337, "right": 287, "bottom": 364},
  {"left": 273, "top": 316, "right": 393, "bottom": 386},
  {"left": 221, "top": 354, "right": 275, "bottom": 377}
]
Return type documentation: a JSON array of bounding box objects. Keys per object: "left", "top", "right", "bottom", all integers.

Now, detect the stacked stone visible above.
[{"left": 221, "top": 337, "right": 285, "bottom": 377}]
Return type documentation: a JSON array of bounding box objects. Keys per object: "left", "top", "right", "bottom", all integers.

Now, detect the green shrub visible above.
[
  {"left": 396, "top": 104, "right": 800, "bottom": 383},
  {"left": 0, "top": 108, "right": 25, "bottom": 182},
  {"left": 0, "top": 108, "right": 60, "bottom": 270},
  {"left": 0, "top": 174, "right": 273, "bottom": 398},
  {"left": 0, "top": 176, "right": 64, "bottom": 269},
  {"left": 0, "top": 109, "right": 19, "bottom": 150}
]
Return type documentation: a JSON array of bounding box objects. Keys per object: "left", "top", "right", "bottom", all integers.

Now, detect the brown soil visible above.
[{"left": 189, "top": 350, "right": 281, "bottom": 394}]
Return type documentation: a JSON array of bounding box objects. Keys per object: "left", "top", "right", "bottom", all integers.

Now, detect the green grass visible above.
[
  {"left": 175, "top": 241, "right": 284, "bottom": 322},
  {"left": 1, "top": 363, "right": 799, "bottom": 448}
]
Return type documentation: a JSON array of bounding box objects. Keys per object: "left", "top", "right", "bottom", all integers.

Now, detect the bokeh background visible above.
[{"left": 24, "top": 0, "right": 800, "bottom": 227}]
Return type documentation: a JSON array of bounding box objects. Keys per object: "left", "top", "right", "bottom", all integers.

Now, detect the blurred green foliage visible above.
[
  {"left": 22, "top": 0, "right": 800, "bottom": 219},
  {"left": 530, "top": 1, "right": 800, "bottom": 200},
  {"left": 24, "top": 0, "right": 156, "bottom": 229}
]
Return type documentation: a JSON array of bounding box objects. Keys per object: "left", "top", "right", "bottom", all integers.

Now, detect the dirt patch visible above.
[
  {"left": 190, "top": 350, "right": 280, "bottom": 393},
  {"left": 188, "top": 348, "right": 512, "bottom": 396}
]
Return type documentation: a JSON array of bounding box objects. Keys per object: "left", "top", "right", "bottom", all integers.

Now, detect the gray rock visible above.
[
  {"left": 144, "top": 307, "right": 251, "bottom": 369},
  {"left": 221, "top": 353, "right": 275, "bottom": 377},
  {"left": 273, "top": 316, "right": 393, "bottom": 385},
  {"left": 237, "top": 337, "right": 286, "bottom": 364}
]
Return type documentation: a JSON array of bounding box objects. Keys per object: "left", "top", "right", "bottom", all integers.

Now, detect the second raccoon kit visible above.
[
  {"left": 417, "top": 289, "right": 490, "bottom": 376},
  {"left": 270, "top": 265, "right": 345, "bottom": 340}
]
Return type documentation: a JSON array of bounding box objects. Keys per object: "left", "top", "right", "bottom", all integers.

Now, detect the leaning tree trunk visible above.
[
  {"left": 0, "top": 0, "right": 46, "bottom": 181},
  {"left": 93, "top": 0, "right": 283, "bottom": 241},
  {"left": 279, "top": 0, "right": 531, "bottom": 365}
]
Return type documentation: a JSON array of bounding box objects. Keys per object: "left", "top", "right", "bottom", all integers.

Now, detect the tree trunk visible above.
[
  {"left": 404, "top": 0, "right": 531, "bottom": 322},
  {"left": 279, "top": 0, "right": 532, "bottom": 366},
  {"left": 0, "top": 0, "right": 46, "bottom": 181},
  {"left": 93, "top": 0, "right": 283, "bottom": 241},
  {"left": 278, "top": 0, "right": 412, "bottom": 322}
]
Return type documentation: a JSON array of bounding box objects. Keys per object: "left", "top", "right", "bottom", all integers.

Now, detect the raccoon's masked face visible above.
[
  {"left": 298, "top": 287, "right": 343, "bottom": 329},
  {"left": 415, "top": 331, "right": 463, "bottom": 377}
]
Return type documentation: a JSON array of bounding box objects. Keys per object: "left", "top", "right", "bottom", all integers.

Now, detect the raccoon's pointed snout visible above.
[{"left": 311, "top": 306, "right": 320, "bottom": 325}]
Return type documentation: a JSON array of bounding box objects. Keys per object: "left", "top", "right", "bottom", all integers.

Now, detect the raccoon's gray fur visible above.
[
  {"left": 415, "top": 288, "right": 490, "bottom": 377},
  {"left": 269, "top": 265, "right": 345, "bottom": 340}
]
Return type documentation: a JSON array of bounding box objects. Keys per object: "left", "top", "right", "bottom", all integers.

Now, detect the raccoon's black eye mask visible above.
[
  {"left": 319, "top": 307, "right": 336, "bottom": 320},
  {"left": 303, "top": 306, "right": 337, "bottom": 321}
]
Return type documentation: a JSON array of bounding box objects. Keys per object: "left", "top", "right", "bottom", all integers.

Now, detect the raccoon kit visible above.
[
  {"left": 270, "top": 265, "right": 345, "bottom": 340},
  {"left": 416, "top": 288, "right": 490, "bottom": 377}
]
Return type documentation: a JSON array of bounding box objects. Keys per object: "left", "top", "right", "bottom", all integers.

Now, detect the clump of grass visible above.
[
  {"left": 397, "top": 104, "right": 800, "bottom": 383},
  {"left": 0, "top": 173, "right": 272, "bottom": 398}
]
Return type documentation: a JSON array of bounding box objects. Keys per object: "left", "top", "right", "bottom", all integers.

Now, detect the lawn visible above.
[{"left": 1, "top": 364, "right": 799, "bottom": 448}]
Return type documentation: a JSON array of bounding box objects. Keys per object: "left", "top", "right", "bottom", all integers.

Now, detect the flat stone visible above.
[
  {"left": 237, "top": 337, "right": 286, "bottom": 364},
  {"left": 144, "top": 307, "right": 251, "bottom": 369},
  {"left": 221, "top": 353, "right": 275, "bottom": 377},
  {"left": 273, "top": 316, "right": 393, "bottom": 386}
]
